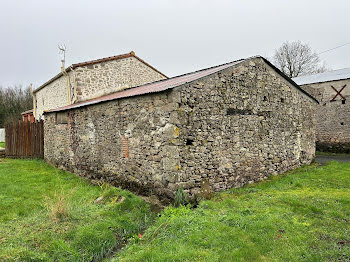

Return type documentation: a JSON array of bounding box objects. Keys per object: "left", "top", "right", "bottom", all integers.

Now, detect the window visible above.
[
  {"left": 263, "top": 96, "right": 268, "bottom": 102},
  {"left": 341, "top": 122, "right": 344, "bottom": 126},
  {"left": 280, "top": 98, "right": 285, "bottom": 103},
  {"left": 342, "top": 100, "right": 346, "bottom": 104},
  {"left": 56, "top": 112, "right": 68, "bottom": 124}
]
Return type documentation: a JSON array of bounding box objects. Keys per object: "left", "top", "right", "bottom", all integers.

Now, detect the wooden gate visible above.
[{"left": 5, "top": 120, "right": 44, "bottom": 158}]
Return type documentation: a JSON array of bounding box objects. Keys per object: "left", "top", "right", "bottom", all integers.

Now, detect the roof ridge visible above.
[{"left": 71, "top": 51, "right": 134, "bottom": 68}]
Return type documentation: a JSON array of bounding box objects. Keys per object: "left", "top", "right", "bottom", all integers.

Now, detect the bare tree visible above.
[
  {"left": 272, "top": 41, "right": 328, "bottom": 78},
  {"left": 0, "top": 85, "right": 33, "bottom": 127}
]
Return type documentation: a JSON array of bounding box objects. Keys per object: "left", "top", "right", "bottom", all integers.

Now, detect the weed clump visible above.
[
  {"left": 174, "top": 188, "right": 189, "bottom": 207},
  {"left": 45, "top": 191, "right": 70, "bottom": 223}
]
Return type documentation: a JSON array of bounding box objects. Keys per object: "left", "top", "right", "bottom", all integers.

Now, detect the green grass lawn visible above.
[
  {"left": 115, "top": 162, "right": 350, "bottom": 262},
  {"left": 0, "top": 142, "right": 5, "bottom": 148},
  {"left": 0, "top": 159, "right": 156, "bottom": 261},
  {"left": 1, "top": 159, "right": 350, "bottom": 262}
]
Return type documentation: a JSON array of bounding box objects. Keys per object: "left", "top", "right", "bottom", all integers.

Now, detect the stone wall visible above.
[
  {"left": 301, "top": 79, "right": 350, "bottom": 152},
  {"left": 34, "top": 72, "right": 72, "bottom": 120},
  {"left": 75, "top": 57, "right": 166, "bottom": 102},
  {"left": 44, "top": 57, "right": 316, "bottom": 201}
]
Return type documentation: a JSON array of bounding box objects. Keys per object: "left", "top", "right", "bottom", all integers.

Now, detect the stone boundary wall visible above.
[
  {"left": 44, "top": 58, "right": 316, "bottom": 201},
  {"left": 301, "top": 78, "right": 350, "bottom": 153}
]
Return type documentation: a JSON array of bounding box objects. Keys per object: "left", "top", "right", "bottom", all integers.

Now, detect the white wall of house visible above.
[{"left": 34, "top": 72, "right": 72, "bottom": 120}]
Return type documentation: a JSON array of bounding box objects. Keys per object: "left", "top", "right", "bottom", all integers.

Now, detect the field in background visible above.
[{"left": 0, "top": 142, "right": 5, "bottom": 148}]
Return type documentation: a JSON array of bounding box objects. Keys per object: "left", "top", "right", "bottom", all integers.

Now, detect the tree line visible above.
[{"left": 0, "top": 86, "right": 33, "bottom": 127}]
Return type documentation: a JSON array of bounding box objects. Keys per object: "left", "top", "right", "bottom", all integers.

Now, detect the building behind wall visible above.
[
  {"left": 21, "top": 110, "right": 34, "bottom": 123},
  {"left": 293, "top": 68, "right": 350, "bottom": 153},
  {"left": 0, "top": 129, "right": 4, "bottom": 143},
  {"left": 32, "top": 51, "right": 167, "bottom": 120},
  {"left": 44, "top": 56, "right": 317, "bottom": 201}
]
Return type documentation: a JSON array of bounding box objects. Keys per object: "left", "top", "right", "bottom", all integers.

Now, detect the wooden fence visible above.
[{"left": 5, "top": 120, "right": 44, "bottom": 158}]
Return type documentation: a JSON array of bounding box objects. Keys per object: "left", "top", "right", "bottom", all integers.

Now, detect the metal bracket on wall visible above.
[{"left": 330, "top": 84, "right": 346, "bottom": 102}]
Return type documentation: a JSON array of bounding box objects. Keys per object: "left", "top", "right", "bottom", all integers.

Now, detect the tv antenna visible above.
[{"left": 58, "top": 44, "right": 67, "bottom": 69}]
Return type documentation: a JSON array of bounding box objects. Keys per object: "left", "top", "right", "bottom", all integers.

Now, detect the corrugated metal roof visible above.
[
  {"left": 292, "top": 67, "right": 350, "bottom": 85},
  {"left": 46, "top": 55, "right": 318, "bottom": 114},
  {"left": 47, "top": 59, "right": 245, "bottom": 113}
]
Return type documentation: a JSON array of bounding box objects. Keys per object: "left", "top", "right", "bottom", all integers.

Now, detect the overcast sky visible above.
[{"left": 0, "top": 0, "right": 349, "bottom": 88}]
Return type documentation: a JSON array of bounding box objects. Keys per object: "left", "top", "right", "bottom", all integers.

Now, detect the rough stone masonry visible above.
[
  {"left": 44, "top": 57, "right": 317, "bottom": 201},
  {"left": 297, "top": 78, "right": 350, "bottom": 153}
]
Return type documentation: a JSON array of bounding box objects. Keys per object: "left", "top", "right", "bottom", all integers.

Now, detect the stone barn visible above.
[
  {"left": 44, "top": 56, "right": 317, "bottom": 200},
  {"left": 293, "top": 68, "right": 350, "bottom": 153}
]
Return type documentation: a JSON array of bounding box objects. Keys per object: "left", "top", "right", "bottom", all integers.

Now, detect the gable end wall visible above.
[
  {"left": 34, "top": 72, "right": 72, "bottom": 120},
  {"left": 75, "top": 56, "right": 167, "bottom": 102}
]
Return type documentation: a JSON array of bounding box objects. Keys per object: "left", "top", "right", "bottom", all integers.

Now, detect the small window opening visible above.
[
  {"left": 186, "top": 139, "right": 194, "bottom": 145},
  {"left": 56, "top": 112, "right": 68, "bottom": 124},
  {"left": 341, "top": 122, "right": 344, "bottom": 126},
  {"left": 263, "top": 96, "right": 268, "bottom": 102},
  {"left": 280, "top": 98, "right": 285, "bottom": 103},
  {"left": 342, "top": 100, "right": 346, "bottom": 104}
]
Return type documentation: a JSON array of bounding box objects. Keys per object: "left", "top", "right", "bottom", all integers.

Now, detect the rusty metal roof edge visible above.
[
  {"left": 45, "top": 55, "right": 319, "bottom": 114},
  {"left": 45, "top": 58, "right": 249, "bottom": 114}
]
